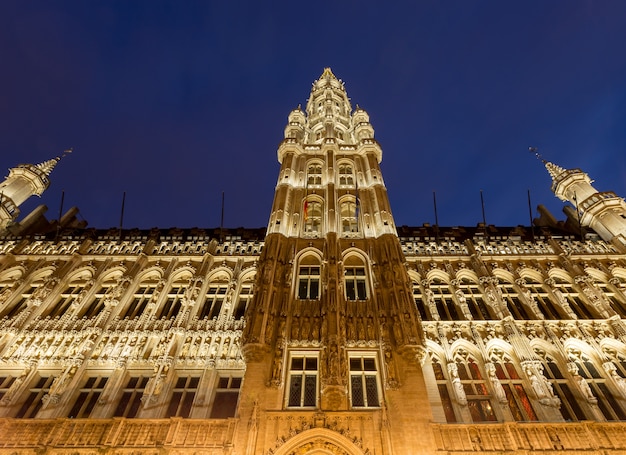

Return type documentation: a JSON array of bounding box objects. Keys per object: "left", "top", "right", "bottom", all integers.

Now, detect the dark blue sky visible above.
[{"left": 2, "top": 1, "right": 626, "bottom": 230}]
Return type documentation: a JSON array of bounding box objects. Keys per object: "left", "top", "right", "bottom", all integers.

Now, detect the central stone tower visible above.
[{"left": 238, "top": 69, "right": 434, "bottom": 454}]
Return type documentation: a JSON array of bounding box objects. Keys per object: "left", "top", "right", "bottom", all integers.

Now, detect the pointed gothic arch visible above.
[{"left": 270, "top": 428, "right": 367, "bottom": 455}]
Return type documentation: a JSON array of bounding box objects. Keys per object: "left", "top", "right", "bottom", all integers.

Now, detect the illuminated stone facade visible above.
[{"left": 2, "top": 69, "right": 626, "bottom": 454}]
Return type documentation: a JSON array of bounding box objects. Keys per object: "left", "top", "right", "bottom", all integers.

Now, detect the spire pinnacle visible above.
[{"left": 34, "top": 149, "right": 72, "bottom": 177}]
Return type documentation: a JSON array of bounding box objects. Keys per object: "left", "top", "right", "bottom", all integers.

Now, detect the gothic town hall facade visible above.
[{"left": 1, "top": 69, "right": 626, "bottom": 455}]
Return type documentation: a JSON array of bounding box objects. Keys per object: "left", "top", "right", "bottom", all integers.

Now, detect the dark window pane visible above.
[
  {"left": 210, "top": 391, "right": 239, "bottom": 418},
  {"left": 288, "top": 376, "right": 302, "bottom": 407},
  {"left": 351, "top": 376, "right": 364, "bottom": 407},
  {"left": 365, "top": 376, "right": 378, "bottom": 406},
  {"left": 303, "top": 375, "right": 316, "bottom": 407}
]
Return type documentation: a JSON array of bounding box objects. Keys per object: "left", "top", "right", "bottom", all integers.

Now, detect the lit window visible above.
[
  {"left": 303, "top": 200, "right": 322, "bottom": 234},
  {"left": 340, "top": 200, "right": 358, "bottom": 234},
  {"left": 210, "top": 376, "right": 242, "bottom": 418},
  {"left": 338, "top": 163, "right": 354, "bottom": 186},
  {"left": 158, "top": 283, "right": 186, "bottom": 319},
  {"left": 287, "top": 354, "right": 318, "bottom": 408},
  {"left": 349, "top": 355, "right": 380, "bottom": 408},
  {"left": 307, "top": 164, "right": 322, "bottom": 186},
  {"left": 166, "top": 376, "right": 199, "bottom": 418},
  {"left": 345, "top": 267, "right": 367, "bottom": 301},
  {"left": 489, "top": 356, "right": 537, "bottom": 421},
  {"left": 234, "top": 282, "right": 253, "bottom": 319},
  {"left": 297, "top": 266, "right": 320, "bottom": 300},
  {"left": 199, "top": 284, "right": 228, "bottom": 319},
  {"left": 455, "top": 355, "right": 496, "bottom": 422},
  {"left": 122, "top": 281, "right": 158, "bottom": 319},
  {"left": 68, "top": 376, "right": 108, "bottom": 418}
]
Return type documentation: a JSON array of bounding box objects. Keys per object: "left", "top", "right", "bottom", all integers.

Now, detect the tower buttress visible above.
[{"left": 545, "top": 160, "right": 626, "bottom": 246}]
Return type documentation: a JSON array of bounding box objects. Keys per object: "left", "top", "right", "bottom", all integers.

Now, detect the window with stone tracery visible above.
[
  {"left": 349, "top": 354, "right": 380, "bottom": 408},
  {"left": 157, "top": 281, "right": 186, "bottom": 319},
  {"left": 15, "top": 375, "right": 54, "bottom": 418},
  {"left": 340, "top": 199, "right": 359, "bottom": 234},
  {"left": 431, "top": 358, "right": 457, "bottom": 422},
  {"left": 121, "top": 280, "right": 159, "bottom": 319},
  {"left": 199, "top": 282, "right": 228, "bottom": 319},
  {"left": 303, "top": 200, "right": 322, "bottom": 234},
  {"left": 234, "top": 280, "right": 253, "bottom": 320},
  {"left": 307, "top": 164, "right": 322, "bottom": 186},
  {"left": 455, "top": 353, "right": 496, "bottom": 422},
  {"left": 552, "top": 277, "right": 593, "bottom": 319},
  {"left": 0, "top": 275, "right": 46, "bottom": 319},
  {"left": 68, "top": 376, "right": 108, "bottom": 418},
  {"left": 498, "top": 280, "right": 532, "bottom": 320},
  {"left": 595, "top": 280, "right": 626, "bottom": 317},
  {"left": 47, "top": 281, "right": 86, "bottom": 318},
  {"left": 412, "top": 280, "right": 427, "bottom": 320},
  {"left": 457, "top": 278, "right": 490, "bottom": 320},
  {"left": 287, "top": 353, "right": 318, "bottom": 408},
  {"left": 114, "top": 375, "right": 149, "bottom": 418},
  {"left": 79, "top": 276, "right": 119, "bottom": 318},
  {"left": 536, "top": 351, "right": 585, "bottom": 421},
  {"left": 429, "top": 278, "right": 457, "bottom": 321},
  {"left": 568, "top": 350, "right": 626, "bottom": 421},
  {"left": 489, "top": 354, "right": 537, "bottom": 421},
  {"left": 524, "top": 277, "right": 557, "bottom": 319},
  {"left": 338, "top": 163, "right": 354, "bottom": 187}
]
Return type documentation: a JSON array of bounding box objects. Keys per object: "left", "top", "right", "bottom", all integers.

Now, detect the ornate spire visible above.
[{"left": 544, "top": 160, "right": 566, "bottom": 182}]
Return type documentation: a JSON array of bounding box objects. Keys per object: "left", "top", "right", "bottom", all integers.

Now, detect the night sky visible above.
[{"left": 2, "top": 1, "right": 626, "bottom": 231}]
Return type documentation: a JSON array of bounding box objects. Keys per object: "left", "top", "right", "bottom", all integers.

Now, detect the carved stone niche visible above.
[{"left": 321, "top": 385, "right": 346, "bottom": 411}]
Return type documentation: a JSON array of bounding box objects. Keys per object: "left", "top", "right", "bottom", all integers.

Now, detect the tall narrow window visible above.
[
  {"left": 68, "top": 376, "right": 108, "bottom": 418},
  {"left": 490, "top": 356, "right": 537, "bottom": 421},
  {"left": 430, "top": 278, "right": 458, "bottom": 321},
  {"left": 157, "top": 282, "right": 186, "bottom": 319},
  {"left": 345, "top": 267, "right": 367, "bottom": 301},
  {"left": 537, "top": 351, "right": 586, "bottom": 421},
  {"left": 48, "top": 280, "right": 87, "bottom": 318},
  {"left": 114, "top": 375, "right": 149, "bottom": 418},
  {"left": 79, "top": 278, "right": 118, "bottom": 318},
  {"left": 524, "top": 278, "right": 557, "bottom": 319},
  {"left": 234, "top": 281, "right": 253, "bottom": 320},
  {"left": 297, "top": 260, "right": 320, "bottom": 300},
  {"left": 307, "top": 164, "right": 322, "bottom": 186},
  {"left": 287, "top": 354, "right": 318, "bottom": 408},
  {"left": 455, "top": 355, "right": 496, "bottom": 422},
  {"left": 458, "top": 278, "right": 490, "bottom": 320},
  {"left": 122, "top": 281, "right": 158, "bottom": 319},
  {"left": 552, "top": 277, "right": 593, "bottom": 319},
  {"left": 210, "top": 376, "right": 242, "bottom": 418},
  {"left": 340, "top": 200, "right": 359, "bottom": 234},
  {"left": 303, "top": 200, "right": 322, "bottom": 234},
  {"left": 349, "top": 355, "right": 380, "bottom": 408},
  {"left": 499, "top": 280, "right": 531, "bottom": 319},
  {"left": 199, "top": 283, "right": 228, "bottom": 319},
  {"left": 166, "top": 376, "right": 199, "bottom": 418},
  {"left": 338, "top": 163, "right": 354, "bottom": 186},
  {"left": 432, "top": 358, "right": 456, "bottom": 422}
]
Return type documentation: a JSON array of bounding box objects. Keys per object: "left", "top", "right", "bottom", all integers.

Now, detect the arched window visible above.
[
  {"left": 340, "top": 200, "right": 358, "bottom": 234},
  {"left": 457, "top": 278, "right": 490, "bottom": 320},
  {"left": 1, "top": 273, "right": 51, "bottom": 319},
  {"left": 199, "top": 277, "right": 229, "bottom": 319},
  {"left": 338, "top": 163, "right": 354, "bottom": 187},
  {"left": 121, "top": 278, "right": 159, "bottom": 319},
  {"left": 499, "top": 279, "right": 532, "bottom": 320},
  {"left": 489, "top": 352, "right": 537, "bottom": 421},
  {"left": 297, "top": 256, "right": 321, "bottom": 300},
  {"left": 454, "top": 352, "right": 496, "bottom": 422},
  {"left": 303, "top": 200, "right": 322, "bottom": 235},
  {"left": 552, "top": 276, "right": 593, "bottom": 319},
  {"left": 568, "top": 350, "right": 626, "bottom": 421},
  {"left": 535, "top": 350, "right": 586, "bottom": 421},
  {"left": 157, "top": 278, "right": 188, "bottom": 319},
  {"left": 430, "top": 278, "right": 458, "bottom": 321},
  {"left": 431, "top": 356, "right": 457, "bottom": 422},
  {"left": 233, "top": 277, "right": 254, "bottom": 320},
  {"left": 307, "top": 164, "right": 322, "bottom": 186},
  {"left": 524, "top": 277, "right": 559, "bottom": 319}
]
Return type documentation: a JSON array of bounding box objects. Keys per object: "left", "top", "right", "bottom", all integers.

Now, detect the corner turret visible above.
[
  {"left": 0, "top": 151, "right": 69, "bottom": 229},
  {"left": 544, "top": 159, "right": 626, "bottom": 247}
]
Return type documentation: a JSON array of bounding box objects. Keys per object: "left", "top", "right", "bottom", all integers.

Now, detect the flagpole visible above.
[
  {"left": 433, "top": 191, "right": 440, "bottom": 243},
  {"left": 527, "top": 189, "right": 535, "bottom": 242},
  {"left": 119, "top": 191, "right": 126, "bottom": 242},
  {"left": 220, "top": 191, "right": 225, "bottom": 243}
]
